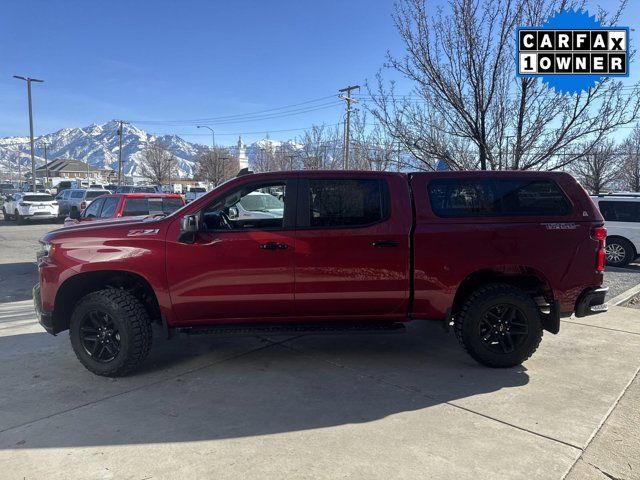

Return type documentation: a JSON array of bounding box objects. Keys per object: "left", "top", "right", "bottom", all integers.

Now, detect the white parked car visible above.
[
  {"left": 229, "top": 191, "right": 284, "bottom": 221},
  {"left": 2, "top": 192, "right": 59, "bottom": 224},
  {"left": 591, "top": 194, "right": 640, "bottom": 267}
]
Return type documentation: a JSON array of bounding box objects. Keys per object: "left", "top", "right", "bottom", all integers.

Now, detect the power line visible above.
[{"left": 127, "top": 94, "right": 339, "bottom": 125}]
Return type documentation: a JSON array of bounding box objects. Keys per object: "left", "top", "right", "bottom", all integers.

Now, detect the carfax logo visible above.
[{"left": 516, "top": 9, "right": 629, "bottom": 95}]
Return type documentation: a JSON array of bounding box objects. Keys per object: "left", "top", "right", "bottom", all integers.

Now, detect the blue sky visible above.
[{"left": 1, "top": 0, "right": 637, "bottom": 146}]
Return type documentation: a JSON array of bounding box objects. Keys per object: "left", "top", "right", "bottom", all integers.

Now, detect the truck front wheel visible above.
[
  {"left": 454, "top": 284, "right": 543, "bottom": 368},
  {"left": 69, "top": 288, "right": 152, "bottom": 377}
]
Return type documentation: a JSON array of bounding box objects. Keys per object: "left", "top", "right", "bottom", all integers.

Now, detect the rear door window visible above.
[
  {"left": 71, "top": 190, "right": 84, "bottom": 199},
  {"left": 308, "top": 179, "right": 388, "bottom": 227},
  {"left": 123, "top": 198, "right": 151, "bottom": 216},
  {"left": 598, "top": 201, "right": 640, "bottom": 222},
  {"left": 428, "top": 178, "right": 571, "bottom": 217}
]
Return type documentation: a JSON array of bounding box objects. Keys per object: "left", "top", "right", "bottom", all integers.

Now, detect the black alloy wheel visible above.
[
  {"left": 478, "top": 304, "right": 529, "bottom": 354},
  {"left": 79, "top": 310, "right": 121, "bottom": 363}
]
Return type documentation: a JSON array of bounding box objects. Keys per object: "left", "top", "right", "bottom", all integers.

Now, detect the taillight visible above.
[
  {"left": 591, "top": 226, "right": 607, "bottom": 272},
  {"left": 80, "top": 201, "right": 86, "bottom": 210}
]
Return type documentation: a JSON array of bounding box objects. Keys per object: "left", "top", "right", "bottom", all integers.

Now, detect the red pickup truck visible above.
[{"left": 34, "top": 170, "right": 608, "bottom": 376}]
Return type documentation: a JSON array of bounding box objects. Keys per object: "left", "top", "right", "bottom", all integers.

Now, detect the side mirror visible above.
[
  {"left": 178, "top": 214, "right": 198, "bottom": 244},
  {"left": 228, "top": 206, "right": 239, "bottom": 219},
  {"left": 69, "top": 209, "right": 81, "bottom": 220}
]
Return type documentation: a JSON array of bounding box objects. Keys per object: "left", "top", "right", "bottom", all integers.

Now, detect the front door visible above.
[{"left": 166, "top": 178, "right": 296, "bottom": 324}]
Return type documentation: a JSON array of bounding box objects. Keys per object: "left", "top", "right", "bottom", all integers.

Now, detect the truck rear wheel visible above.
[
  {"left": 69, "top": 288, "right": 152, "bottom": 377},
  {"left": 454, "top": 284, "right": 543, "bottom": 368}
]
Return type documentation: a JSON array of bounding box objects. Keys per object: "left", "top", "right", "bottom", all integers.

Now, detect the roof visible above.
[
  {"left": 36, "top": 158, "right": 105, "bottom": 173},
  {"left": 105, "top": 193, "right": 183, "bottom": 199}
]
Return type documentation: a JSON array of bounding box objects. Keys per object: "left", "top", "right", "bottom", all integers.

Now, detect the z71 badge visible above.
[{"left": 127, "top": 228, "right": 160, "bottom": 237}]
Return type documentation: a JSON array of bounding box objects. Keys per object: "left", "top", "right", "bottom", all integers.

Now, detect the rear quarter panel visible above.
[{"left": 410, "top": 171, "right": 604, "bottom": 318}]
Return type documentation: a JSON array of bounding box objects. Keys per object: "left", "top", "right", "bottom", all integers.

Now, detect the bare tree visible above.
[
  {"left": 195, "top": 147, "right": 238, "bottom": 186},
  {"left": 297, "top": 124, "right": 342, "bottom": 170},
  {"left": 368, "top": 0, "right": 640, "bottom": 171},
  {"left": 140, "top": 140, "right": 176, "bottom": 185},
  {"left": 571, "top": 141, "right": 620, "bottom": 194},
  {"left": 619, "top": 124, "right": 640, "bottom": 191}
]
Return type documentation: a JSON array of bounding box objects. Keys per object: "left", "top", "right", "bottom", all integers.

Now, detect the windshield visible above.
[
  {"left": 23, "top": 194, "right": 55, "bottom": 202},
  {"left": 85, "top": 190, "right": 109, "bottom": 200},
  {"left": 239, "top": 194, "right": 283, "bottom": 211}
]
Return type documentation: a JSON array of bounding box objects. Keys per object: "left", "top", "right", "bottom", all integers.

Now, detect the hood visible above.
[{"left": 43, "top": 215, "right": 169, "bottom": 242}]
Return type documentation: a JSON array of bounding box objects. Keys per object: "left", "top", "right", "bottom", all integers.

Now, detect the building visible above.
[
  {"left": 35, "top": 158, "right": 115, "bottom": 182},
  {"left": 237, "top": 136, "right": 249, "bottom": 170}
]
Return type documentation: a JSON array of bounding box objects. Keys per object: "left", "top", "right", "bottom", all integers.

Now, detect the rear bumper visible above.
[
  {"left": 33, "top": 283, "right": 57, "bottom": 335},
  {"left": 574, "top": 287, "right": 609, "bottom": 318},
  {"left": 22, "top": 213, "right": 57, "bottom": 220}
]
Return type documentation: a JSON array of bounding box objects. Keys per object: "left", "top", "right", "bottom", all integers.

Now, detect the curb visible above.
[{"left": 608, "top": 283, "right": 640, "bottom": 307}]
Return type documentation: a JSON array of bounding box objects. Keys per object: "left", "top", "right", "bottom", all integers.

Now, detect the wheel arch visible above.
[
  {"left": 451, "top": 266, "right": 554, "bottom": 318},
  {"left": 52, "top": 270, "right": 162, "bottom": 334}
]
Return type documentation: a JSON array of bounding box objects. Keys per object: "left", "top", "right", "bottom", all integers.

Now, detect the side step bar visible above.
[{"left": 176, "top": 322, "right": 407, "bottom": 337}]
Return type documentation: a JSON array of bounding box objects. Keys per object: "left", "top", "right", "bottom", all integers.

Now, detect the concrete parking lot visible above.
[{"left": 0, "top": 221, "right": 639, "bottom": 479}]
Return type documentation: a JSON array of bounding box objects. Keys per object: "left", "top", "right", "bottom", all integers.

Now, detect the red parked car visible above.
[
  {"left": 34, "top": 170, "right": 607, "bottom": 376},
  {"left": 64, "top": 192, "right": 185, "bottom": 226}
]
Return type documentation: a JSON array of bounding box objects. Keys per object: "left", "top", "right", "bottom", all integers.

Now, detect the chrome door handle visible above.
[
  {"left": 372, "top": 240, "right": 399, "bottom": 248},
  {"left": 259, "top": 242, "right": 289, "bottom": 250}
]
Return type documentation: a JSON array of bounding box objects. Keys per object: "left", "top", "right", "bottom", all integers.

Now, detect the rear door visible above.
[{"left": 294, "top": 175, "right": 412, "bottom": 319}]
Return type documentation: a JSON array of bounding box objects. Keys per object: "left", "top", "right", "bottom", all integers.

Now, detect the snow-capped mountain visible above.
[
  {"left": 0, "top": 120, "right": 205, "bottom": 178},
  {"left": 0, "top": 120, "right": 310, "bottom": 180}
]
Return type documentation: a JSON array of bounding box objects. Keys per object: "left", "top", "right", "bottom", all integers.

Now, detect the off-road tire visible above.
[
  {"left": 454, "top": 283, "right": 543, "bottom": 368},
  {"left": 14, "top": 210, "right": 23, "bottom": 224},
  {"left": 605, "top": 237, "right": 635, "bottom": 267},
  {"left": 70, "top": 288, "right": 152, "bottom": 377}
]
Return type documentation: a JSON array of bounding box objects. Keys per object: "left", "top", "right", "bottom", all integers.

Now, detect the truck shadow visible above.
[
  {"left": 0, "top": 262, "right": 38, "bottom": 303},
  {"left": 0, "top": 321, "right": 529, "bottom": 449}
]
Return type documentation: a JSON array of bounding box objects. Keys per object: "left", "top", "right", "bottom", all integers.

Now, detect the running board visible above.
[{"left": 177, "top": 321, "right": 406, "bottom": 337}]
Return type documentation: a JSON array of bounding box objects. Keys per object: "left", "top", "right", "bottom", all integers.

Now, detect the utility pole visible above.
[
  {"left": 117, "top": 120, "right": 124, "bottom": 186},
  {"left": 339, "top": 85, "right": 360, "bottom": 170},
  {"left": 40, "top": 141, "right": 49, "bottom": 187},
  {"left": 14, "top": 75, "right": 44, "bottom": 192}
]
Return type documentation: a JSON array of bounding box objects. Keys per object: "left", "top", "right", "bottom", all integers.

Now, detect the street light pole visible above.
[
  {"left": 14, "top": 75, "right": 44, "bottom": 192},
  {"left": 197, "top": 125, "right": 215, "bottom": 148}
]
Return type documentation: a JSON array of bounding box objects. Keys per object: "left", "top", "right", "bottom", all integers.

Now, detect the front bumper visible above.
[
  {"left": 574, "top": 287, "right": 609, "bottom": 318},
  {"left": 33, "top": 283, "right": 56, "bottom": 335}
]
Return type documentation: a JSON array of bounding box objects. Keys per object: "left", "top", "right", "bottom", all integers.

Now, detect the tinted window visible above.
[
  {"left": 123, "top": 198, "right": 151, "bottom": 216},
  {"left": 85, "top": 190, "right": 109, "bottom": 200},
  {"left": 309, "top": 179, "right": 387, "bottom": 227},
  {"left": 83, "top": 198, "right": 104, "bottom": 218},
  {"left": 428, "top": 179, "right": 571, "bottom": 217},
  {"left": 100, "top": 197, "right": 120, "bottom": 218},
  {"left": 71, "top": 190, "right": 84, "bottom": 199},
  {"left": 23, "top": 194, "right": 55, "bottom": 202},
  {"left": 598, "top": 201, "right": 640, "bottom": 222},
  {"left": 162, "top": 198, "right": 185, "bottom": 213}
]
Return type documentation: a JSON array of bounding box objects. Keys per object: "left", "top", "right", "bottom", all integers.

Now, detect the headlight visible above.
[{"left": 37, "top": 241, "right": 54, "bottom": 262}]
